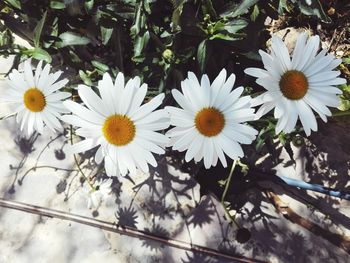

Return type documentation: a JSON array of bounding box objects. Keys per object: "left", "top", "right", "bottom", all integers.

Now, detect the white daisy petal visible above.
[
  {"left": 34, "top": 60, "right": 43, "bottom": 85},
  {"left": 120, "top": 77, "right": 138, "bottom": 115},
  {"left": 299, "top": 35, "right": 320, "bottom": 71},
  {"left": 134, "top": 137, "right": 165, "bottom": 154},
  {"left": 27, "top": 114, "right": 35, "bottom": 136},
  {"left": 223, "top": 125, "right": 253, "bottom": 144},
  {"left": 275, "top": 115, "right": 289, "bottom": 134},
  {"left": 131, "top": 93, "right": 165, "bottom": 120},
  {"left": 271, "top": 35, "right": 291, "bottom": 71},
  {"left": 171, "top": 89, "right": 194, "bottom": 113},
  {"left": 61, "top": 72, "right": 168, "bottom": 177},
  {"left": 69, "top": 138, "right": 99, "bottom": 154},
  {"left": 43, "top": 79, "right": 69, "bottom": 95},
  {"left": 20, "top": 110, "right": 29, "bottom": 131},
  {"left": 217, "top": 135, "right": 243, "bottom": 160},
  {"left": 308, "top": 71, "right": 340, "bottom": 83},
  {"left": 128, "top": 83, "right": 147, "bottom": 115},
  {"left": 75, "top": 127, "right": 101, "bottom": 138},
  {"left": 244, "top": 68, "right": 269, "bottom": 78},
  {"left": 4, "top": 59, "right": 71, "bottom": 135},
  {"left": 77, "top": 84, "right": 108, "bottom": 117},
  {"left": 45, "top": 71, "right": 63, "bottom": 90},
  {"left": 283, "top": 100, "right": 298, "bottom": 133},
  {"left": 46, "top": 91, "right": 71, "bottom": 102},
  {"left": 201, "top": 74, "right": 211, "bottom": 106},
  {"left": 128, "top": 143, "right": 149, "bottom": 173},
  {"left": 292, "top": 32, "right": 308, "bottom": 69},
  {"left": 210, "top": 69, "right": 226, "bottom": 106},
  {"left": 60, "top": 114, "right": 101, "bottom": 129},
  {"left": 9, "top": 70, "right": 28, "bottom": 91},
  {"left": 309, "top": 85, "right": 342, "bottom": 94},
  {"left": 182, "top": 79, "right": 203, "bottom": 110},
  {"left": 104, "top": 155, "right": 118, "bottom": 177},
  {"left": 95, "top": 146, "right": 103, "bottom": 164},
  {"left": 172, "top": 129, "right": 197, "bottom": 151},
  {"left": 137, "top": 129, "right": 170, "bottom": 145},
  {"left": 297, "top": 100, "right": 318, "bottom": 135},
  {"left": 248, "top": 32, "right": 343, "bottom": 136},
  {"left": 37, "top": 64, "right": 51, "bottom": 90},
  {"left": 203, "top": 138, "right": 214, "bottom": 169},
  {"left": 63, "top": 101, "right": 104, "bottom": 124},
  {"left": 99, "top": 72, "right": 117, "bottom": 114},
  {"left": 35, "top": 113, "right": 44, "bottom": 134},
  {"left": 136, "top": 109, "right": 169, "bottom": 125},
  {"left": 214, "top": 73, "right": 236, "bottom": 107},
  {"left": 307, "top": 90, "right": 341, "bottom": 108},
  {"left": 304, "top": 50, "right": 330, "bottom": 76},
  {"left": 41, "top": 111, "right": 61, "bottom": 130},
  {"left": 168, "top": 70, "right": 256, "bottom": 169},
  {"left": 219, "top": 86, "right": 244, "bottom": 111},
  {"left": 24, "top": 59, "right": 35, "bottom": 87},
  {"left": 184, "top": 134, "right": 204, "bottom": 162},
  {"left": 304, "top": 93, "right": 332, "bottom": 116}
]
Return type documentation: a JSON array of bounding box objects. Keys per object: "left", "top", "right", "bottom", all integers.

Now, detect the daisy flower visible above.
[
  {"left": 3, "top": 59, "right": 70, "bottom": 136},
  {"left": 61, "top": 72, "right": 170, "bottom": 177},
  {"left": 84, "top": 178, "right": 112, "bottom": 210},
  {"left": 166, "top": 69, "right": 258, "bottom": 169},
  {"left": 245, "top": 32, "right": 346, "bottom": 136}
]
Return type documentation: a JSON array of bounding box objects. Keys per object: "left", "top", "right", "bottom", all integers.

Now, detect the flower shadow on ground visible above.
[{"left": 3, "top": 117, "right": 350, "bottom": 262}]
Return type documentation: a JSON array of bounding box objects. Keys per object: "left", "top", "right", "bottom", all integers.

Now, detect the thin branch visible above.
[{"left": 0, "top": 198, "right": 264, "bottom": 263}]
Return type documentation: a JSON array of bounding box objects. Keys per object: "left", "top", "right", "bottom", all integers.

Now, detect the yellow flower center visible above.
[
  {"left": 102, "top": 114, "right": 136, "bottom": 146},
  {"left": 279, "top": 70, "right": 308, "bottom": 100},
  {"left": 23, "top": 88, "right": 46, "bottom": 112},
  {"left": 195, "top": 107, "right": 225, "bottom": 137}
]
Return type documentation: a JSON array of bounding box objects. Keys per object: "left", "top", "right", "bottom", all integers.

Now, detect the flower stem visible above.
[
  {"left": 331, "top": 110, "right": 350, "bottom": 118},
  {"left": 220, "top": 160, "right": 240, "bottom": 228},
  {"left": 0, "top": 113, "right": 15, "bottom": 121},
  {"left": 69, "top": 125, "right": 95, "bottom": 190}
]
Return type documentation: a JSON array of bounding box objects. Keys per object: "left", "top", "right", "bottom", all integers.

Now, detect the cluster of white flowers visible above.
[{"left": 3, "top": 33, "right": 346, "bottom": 179}]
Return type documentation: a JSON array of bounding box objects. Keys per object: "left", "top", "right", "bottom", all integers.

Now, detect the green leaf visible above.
[
  {"left": 91, "top": 60, "right": 109, "bottom": 72},
  {"left": 34, "top": 11, "right": 47, "bottom": 47},
  {"left": 297, "top": 0, "right": 331, "bottom": 23},
  {"left": 101, "top": 27, "right": 113, "bottom": 45},
  {"left": 57, "top": 32, "right": 91, "bottom": 48},
  {"left": 220, "top": 0, "right": 259, "bottom": 18},
  {"left": 130, "top": 3, "right": 143, "bottom": 37},
  {"left": 209, "top": 33, "right": 237, "bottom": 41},
  {"left": 133, "top": 31, "right": 150, "bottom": 62},
  {"left": 4, "top": 0, "right": 21, "bottom": 9},
  {"left": 342, "top": 57, "right": 350, "bottom": 65},
  {"left": 79, "top": 70, "right": 93, "bottom": 86},
  {"left": 250, "top": 4, "right": 259, "bottom": 21},
  {"left": 202, "top": 0, "right": 217, "bottom": 19},
  {"left": 339, "top": 84, "right": 350, "bottom": 93},
  {"left": 22, "top": 48, "right": 52, "bottom": 63},
  {"left": 197, "top": 39, "right": 207, "bottom": 73},
  {"left": 338, "top": 98, "right": 350, "bottom": 111},
  {"left": 171, "top": 0, "right": 187, "bottom": 32},
  {"left": 50, "top": 1, "right": 66, "bottom": 9},
  {"left": 85, "top": 0, "right": 94, "bottom": 11},
  {"left": 278, "top": 0, "right": 289, "bottom": 14},
  {"left": 223, "top": 19, "right": 248, "bottom": 34}
]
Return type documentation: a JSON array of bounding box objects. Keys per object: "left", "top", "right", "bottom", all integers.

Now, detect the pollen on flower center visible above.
[
  {"left": 195, "top": 107, "right": 225, "bottom": 137},
  {"left": 23, "top": 88, "right": 46, "bottom": 112},
  {"left": 102, "top": 114, "right": 136, "bottom": 146},
  {"left": 279, "top": 70, "right": 308, "bottom": 100}
]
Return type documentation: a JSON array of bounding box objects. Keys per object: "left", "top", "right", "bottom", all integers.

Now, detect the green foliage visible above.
[
  {"left": 339, "top": 84, "right": 350, "bottom": 111},
  {"left": 0, "top": 0, "right": 331, "bottom": 91}
]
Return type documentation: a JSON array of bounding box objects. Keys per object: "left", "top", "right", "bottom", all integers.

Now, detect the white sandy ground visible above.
[{"left": 0, "top": 55, "right": 350, "bottom": 263}]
